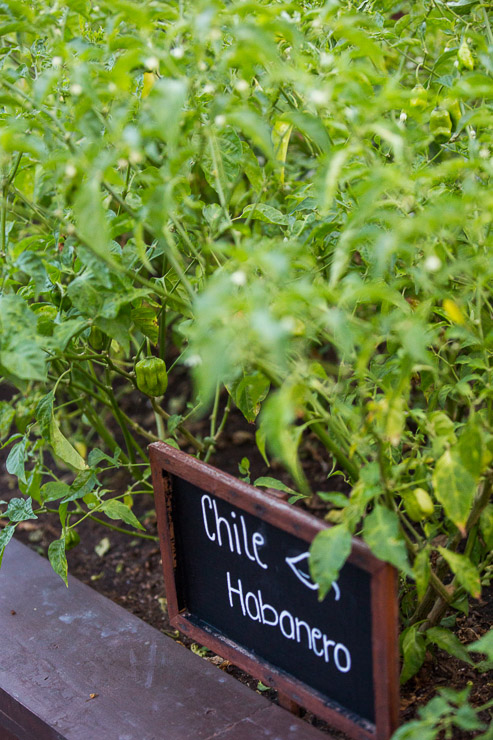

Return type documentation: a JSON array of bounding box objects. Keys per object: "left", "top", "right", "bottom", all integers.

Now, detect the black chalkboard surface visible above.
[{"left": 150, "top": 443, "right": 399, "bottom": 740}]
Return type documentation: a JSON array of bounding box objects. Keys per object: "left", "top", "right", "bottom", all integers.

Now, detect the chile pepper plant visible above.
[{"left": 0, "top": 1, "right": 492, "bottom": 735}]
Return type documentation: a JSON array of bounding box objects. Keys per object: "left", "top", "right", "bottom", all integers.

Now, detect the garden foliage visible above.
[{"left": 0, "top": 0, "right": 492, "bottom": 733}]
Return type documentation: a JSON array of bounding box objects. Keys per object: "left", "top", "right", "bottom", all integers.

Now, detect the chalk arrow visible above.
[{"left": 285, "top": 552, "right": 340, "bottom": 600}]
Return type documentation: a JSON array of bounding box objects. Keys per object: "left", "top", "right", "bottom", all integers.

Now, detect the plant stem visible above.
[
  {"left": 311, "top": 422, "right": 360, "bottom": 483},
  {"left": 87, "top": 515, "right": 158, "bottom": 541},
  {"left": 483, "top": 8, "right": 493, "bottom": 46},
  {"left": 151, "top": 398, "right": 205, "bottom": 452},
  {"left": 1, "top": 182, "right": 6, "bottom": 258}
]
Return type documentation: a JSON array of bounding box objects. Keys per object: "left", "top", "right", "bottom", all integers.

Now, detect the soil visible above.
[{"left": 1, "top": 380, "right": 492, "bottom": 739}]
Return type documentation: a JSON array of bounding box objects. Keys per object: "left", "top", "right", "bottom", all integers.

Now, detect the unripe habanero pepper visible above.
[
  {"left": 403, "top": 488, "right": 435, "bottom": 522},
  {"left": 410, "top": 84, "right": 428, "bottom": 109},
  {"left": 442, "top": 96, "right": 461, "bottom": 127},
  {"left": 430, "top": 108, "right": 452, "bottom": 142},
  {"left": 135, "top": 356, "right": 168, "bottom": 397},
  {"left": 65, "top": 529, "right": 81, "bottom": 551},
  {"left": 458, "top": 40, "right": 474, "bottom": 71},
  {"left": 89, "top": 326, "right": 106, "bottom": 351}
]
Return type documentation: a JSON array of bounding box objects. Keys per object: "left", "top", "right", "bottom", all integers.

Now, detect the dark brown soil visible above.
[{"left": 1, "top": 383, "right": 491, "bottom": 739}]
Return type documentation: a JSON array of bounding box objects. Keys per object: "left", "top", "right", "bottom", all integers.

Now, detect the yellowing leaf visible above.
[
  {"left": 432, "top": 448, "right": 476, "bottom": 534},
  {"left": 272, "top": 120, "right": 293, "bottom": 185},
  {"left": 142, "top": 72, "right": 156, "bottom": 98},
  {"left": 438, "top": 548, "right": 481, "bottom": 599},
  {"left": 443, "top": 298, "right": 465, "bottom": 325},
  {"left": 362, "top": 505, "right": 412, "bottom": 576}
]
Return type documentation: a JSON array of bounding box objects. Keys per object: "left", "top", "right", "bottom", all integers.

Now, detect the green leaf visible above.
[
  {"left": 468, "top": 630, "right": 493, "bottom": 662},
  {"left": 147, "top": 77, "right": 188, "bottom": 148},
  {"left": 88, "top": 448, "right": 120, "bottom": 468},
  {"left": 316, "top": 492, "right": 349, "bottom": 507},
  {"left": 61, "top": 470, "right": 98, "bottom": 503},
  {"left": 35, "top": 392, "right": 53, "bottom": 439},
  {"left": 131, "top": 305, "right": 159, "bottom": 345},
  {"left": 232, "top": 372, "right": 270, "bottom": 423},
  {"left": 203, "top": 128, "right": 242, "bottom": 200},
  {"left": 453, "top": 704, "right": 485, "bottom": 732},
  {"left": 240, "top": 203, "right": 290, "bottom": 226},
  {"left": 318, "top": 148, "right": 351, "bottom": 217},
  {"left": 255, "top": 427, "right": 269, "bottom": 467},
  {"left": 391, "top": 721, "right": 436, "bottom": 740},
  {"left": 363, "top": 505, "right": 412, "bottom": 576},
  {"left": 73, "top": 178, "right": 116, "bottom": 267},
  {"left": 432, "top": 448, "right": 477, "bottom": 533},
  {"left": 5, "top": 437, "right": 27, "bottom": 483},
  {"left": 19, "top": 467, "right": 42, "bottom": 504},
  {"left": 479, "top": 504, "right": 493, "bottom": 549},
  {"left": 0, "top": 401, "right": 15, "bottom": 439},
  {"left": 259, "top": 386, "right": 307, "bottom": 493},
  {"left": 0, "top": 525, "right": 15, "bottom": 567},
  {"left": 0, "top": 295, "right": 47, "bottom": 384},
  {"left": 100, "top": 499, "right": 144, "bottom": 530},
  {"left": 35, "top": 392, "right": 87, "bottom": 471},
  {"left": 48, "top": 537, "right": 68, "bottom": 586},
  {"left": 15, "top": 251, "right": 47, "bottom": 297},
  {"left": 95, "top": 313, "right": 132, "bottom": 355},
  {"left": 226, "top": 109, "right": 274, "bottom": 160},
  {"left": 400, "top": 624, "right": 427, "bottom": 684},
  {"left": 458, "top": 420, "right": 483, "bottom": 479},
  {"left": 413, "top": 548, "right": 431, "bottom": 602},
  {"left": 254, "top": 477, "right": 295, "bottom": 494},
  {"left": 241, "top": 142, "right": 263, "bottom": 192},
  {"left": 438, "top": 548, "right": 481, "bottom": 599},
  {"left": 40, "top": 481, "right": 71, "bottom": 503},
  {"left": 51, "top": 318, "right": 88, "bottom": 351},
  {"left": 5, "top": 497, "right": 37, "bottom": 522},
  {"left": 309, "top": 525, "right": 352, "bottom": 600},
  {"left": 426, "top": 626, "right": 474, "bottom": 665},
  {"left": 51, "top": 420, "right": 88, "bottom": 471}
]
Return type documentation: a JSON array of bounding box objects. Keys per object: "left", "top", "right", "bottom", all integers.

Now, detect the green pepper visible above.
[
  {"left": 89, "top": 326, "right": 106, "bottom": 351},
  {"left": 410, "top": 84, "right": 428, "bottom": 109},
  {"left": 442, "top": 96, "right": 461, "bottom": 126},
  {"left": 458, "top": 40, "right": 474, "bottom": 71},
  {"left": 135, "top": 356, "right": 168, "bottom": 397},
  {"left": 430, "top": 108, "right": 452, "bottom": 142},
  {"left": 65, "top": 529, "right": 80, "bottom": 551},
  {"left": 403, "top": 488, "right": 435, "bottom": 522}
]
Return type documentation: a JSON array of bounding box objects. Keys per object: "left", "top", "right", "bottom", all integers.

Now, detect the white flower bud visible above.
[
  {"left": 231, "top": 270, "right": 247, "bottom": 286},
  {"left": 424, "top": 255, "right": 441, "bottom": 272}
]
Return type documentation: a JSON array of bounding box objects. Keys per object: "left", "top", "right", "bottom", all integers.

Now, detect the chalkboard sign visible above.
[{"left": 150, "top": 443, "right": 399, "bottom": 740}]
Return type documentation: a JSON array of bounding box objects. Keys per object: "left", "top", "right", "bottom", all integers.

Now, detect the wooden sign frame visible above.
[{"left": 150, "top": 442, "right": 399, "bottom": 740}]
